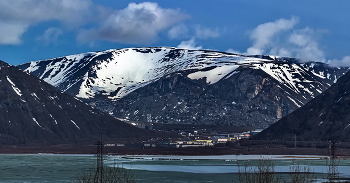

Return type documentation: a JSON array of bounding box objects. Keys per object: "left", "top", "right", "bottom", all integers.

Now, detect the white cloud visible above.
[
  {"left": 38, "top": 28, "right": 63, "bottom": 44},
  {"left": 0, "top": 22, "right": 28, "bottom": 45},
  {"left": 78, "top": 2, "right": 188, "bottom": 44},
  {"left": 0, "top": 0, "right": 92, "bottom": 45},
  {"left": 226, "top": 48, "right": 243, "bottom": 55},
  {"left": 168, "top": 24, "right": 189, "bottom": 39},
  {"left": 177, "top": 38, "right": 202, "bottom": 50},
  {"left": 0, "top": 1, "right": 189, "bottom": 45},
  {"left": 286, "top": 28, "right": 325, "bottom": 62},
  {"left": 246, "top": 17, "right": 299, "bottom": 55},
  {"left": 236, "top": 17, "right": 326, "bottom": 63},
  {"left": 328, "top": 56, "right": 350, "bottom": 67},
  {"left": 194, "top": 25, "right": 220, "bottom": 39},
  {"left": 168, "top": 24, "right": 220, "bottom": 41},
  {"left": 263, "top": 28, "right": 325, "bottom": 62}
]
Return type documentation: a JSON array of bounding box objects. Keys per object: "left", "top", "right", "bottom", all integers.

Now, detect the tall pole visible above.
[
  {"left": 328, "top": 133, "right": 338, "bottom": 181},
  {"left": 294, "top": 134, "right": 296, "bottom": 148},
  {"left": 331, "top": 136, "right": 335, "bottom": 160},
  {"left": 95, "top": 133, "right": 104, "bottom": 183}
]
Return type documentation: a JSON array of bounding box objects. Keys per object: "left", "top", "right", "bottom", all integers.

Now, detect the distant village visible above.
[
  {"left": 175, "top": 128, "right": 263, "bottom": 147},
  {"left": 105, "top": 126, "right": 263, "bottom": 148}
]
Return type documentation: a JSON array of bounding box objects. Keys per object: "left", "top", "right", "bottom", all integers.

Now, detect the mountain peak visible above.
[{"left": 18, "top": 48, "right": 348, "bottom": 128}]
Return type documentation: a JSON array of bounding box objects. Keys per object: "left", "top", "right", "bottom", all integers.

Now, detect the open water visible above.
[{"left": 0, "top": 154, "right": 349, "bottom": 182}]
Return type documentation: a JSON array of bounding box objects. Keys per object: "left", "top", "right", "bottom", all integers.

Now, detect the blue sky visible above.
[{"left": 0, "top": 0, "right": 350, "bottom": 66}]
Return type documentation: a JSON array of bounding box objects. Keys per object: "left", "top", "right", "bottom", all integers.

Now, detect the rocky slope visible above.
[
  {"left": 253, "top": 70, "right": 350, "bottom": 141},
  {"left": 18, "top": 47, "right": 348, "bottom": 128},
  {"left": 0, "top": 60, "right": 158, "bottom": 146}
]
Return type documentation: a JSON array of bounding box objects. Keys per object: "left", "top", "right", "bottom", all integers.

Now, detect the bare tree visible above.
[
  {"left": 73, "top": 163, "right": 136, "bottom": 183},
  {"left": 326, "top": 158, "right": 340, "bottom": 183},
  {"left": 238, "top": 158, "right": 281, "bottom": 183},
  {"left": 289, "top": 161, "right": 315, "bottom": 183},
  {"left": 238, "top": 158, "right": 317, "bottom": 183}
]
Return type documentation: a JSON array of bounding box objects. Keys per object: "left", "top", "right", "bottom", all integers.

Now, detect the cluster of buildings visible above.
[
  {"left": 174, "top": 129, "right": 263, "bottom": 147},
  {"left": 104, "top": 129, "right": 263, "bottom": 148}
]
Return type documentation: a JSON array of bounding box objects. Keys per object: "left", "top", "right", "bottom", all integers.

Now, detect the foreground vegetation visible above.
[
  {"left": 73, "top": 163, "right": 136, "bottom": 183},
  {"left": 237, "top": 158, "right": 345, "bottom": 183}
]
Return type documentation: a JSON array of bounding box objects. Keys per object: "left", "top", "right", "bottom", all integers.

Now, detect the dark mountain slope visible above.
[
  {"left": 253, "top": 70, "right": 350, "bottom": 141},
  {"left": 0, "top": 61, "right": 157, "bottom": 146},
  {"left": 98, "top": 61, "right": 346, "bottom": 127},
  {"left": 111, "top": 68, "right": 292, "bottom": 127}
]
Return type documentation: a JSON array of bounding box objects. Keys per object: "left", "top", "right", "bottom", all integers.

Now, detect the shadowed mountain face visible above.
[
  {"left": 18, "top": 47, "right": 348, "bottom": 128},
  {"left": 253, "top": 70, "right": 350, "bottom": 142},
  {"left": 0, "top": 61, "right": 157, "bottom": 146}
]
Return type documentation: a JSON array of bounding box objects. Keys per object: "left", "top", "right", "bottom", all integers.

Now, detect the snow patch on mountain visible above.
[
  {"left": 18, "top": 48, "right": 239, "bottom": 99},
  {"left": 256, "top": 63, "right": 307, "bottom": 93},
  {"left": 188, "top": 65, "right": 240, "bottom": 84},
  {"left": 71, "top": 120, "right": 80, "bottom": 130},
  {"left": 77, "top": 72, "right": 92, "bottom": 98},
  {"left": 6, "top": 76, "right": 22, "bottom": 96},
  {"left": 287, "top": 96, "right": 302, "bottom": 108},
  {"left": 31, "top": 92, "right": 40, "bottom": 101},
  {"left": 21, "top": 47, "right": 328, "bottom": 101},
  {"left": 32, "top": 118, "right": 43, "bottom": 128},
  {"left": 26, "top": 61, "right": 40, "bottom": 73},
  {"left": 40, "top": 58, "right": 83, "bottom": 86},
  {"left": 49, "top": 114, "right": 58, "bottom": 125}
]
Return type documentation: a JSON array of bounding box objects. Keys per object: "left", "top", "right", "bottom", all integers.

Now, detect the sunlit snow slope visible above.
[{"left": 18, "top": 47, "right": 348, "bottom": 127}]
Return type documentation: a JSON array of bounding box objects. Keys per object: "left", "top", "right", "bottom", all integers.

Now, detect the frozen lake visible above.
[{"left": 0, "top": 154, "right": 349, "bottom": 182}]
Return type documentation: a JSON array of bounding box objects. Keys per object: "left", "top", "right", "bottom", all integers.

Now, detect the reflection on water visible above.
[{"left": 0, "top": 154, "right": 349, "bottom": 183}]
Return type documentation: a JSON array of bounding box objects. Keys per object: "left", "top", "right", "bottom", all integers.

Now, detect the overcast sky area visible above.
[{"left": 0, "top": 0, "right": 349, "bottom": 66}]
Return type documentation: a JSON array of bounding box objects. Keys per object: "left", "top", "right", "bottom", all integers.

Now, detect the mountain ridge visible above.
[
  {"left": 252, "top": 69, "right": 350, "bottom": 141},
  {"left": 0, "top": 60, "right": 159, "bottom": 146},
  {"left": 17, "top": 47, "right": 348, "bottom": 127}
]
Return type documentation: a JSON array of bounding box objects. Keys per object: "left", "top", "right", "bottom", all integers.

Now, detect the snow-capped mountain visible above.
[
  {"left": 254, "top": 69, "right": 350, "bottom": 141},
  {"left": 18, "top": 47, "right": 348, "bottom": 128},
  {"left": 0, "top": 60, "right": 155, "bottom": 146}
]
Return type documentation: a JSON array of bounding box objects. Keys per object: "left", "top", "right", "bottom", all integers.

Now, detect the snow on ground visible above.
[
  {"left": 32, "top": 118, "right": 42, "bottom": 128},
  {"left": 318, "top": 121, "right": 323, "bottom": 126},
  {"left": 287, "top": 96, "right": 302, "bottom": 108},
  {"left": 77, "top": 73, "right": 93, "bottom": 98},
  {"left": 311, "top": 70, "right": 326, "bottom": 79},
  {"left": 117, "top": 154, "right": 327, "bottom": 160},
  {"left": 70, "top": 120, "right": 80, "bottom": 130},
  {"left": 188, "top": 65, "right": 240, "bottom": 84},
  {"left": 25, "top": 61, "right": 40, "bottom": 73},
  {"left": 67, "top": 48, "right": 269, "bottom": 99},
  {"left": 6, "top": 76, "right": 22, "bottom": 96},
  {"left": 49, "top": 114, "right": 58, "bottom": 125},
  {"left": 31, "top": 93, "right": 40, "bottom": 100},
  {"left": 21, "top": 47, "right": 333, "bottom": 100}
]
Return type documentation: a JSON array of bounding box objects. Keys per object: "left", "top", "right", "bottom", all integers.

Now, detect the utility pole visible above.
[
  {"left": 95, "top": 133, "right": 104, "bottom": 183},
  {"left": 328, "top": 134, "right": 339, "bottom": 181},
  {"left": 294, "top": 134, "right": 297, "bottom": 148},
  {"left": 330, "top": 137, "right": 335, "bottom": 159}
]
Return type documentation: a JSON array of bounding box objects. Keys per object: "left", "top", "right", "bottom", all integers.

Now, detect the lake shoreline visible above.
[{"left": 1, "top": 144, "right": 350, "bottom": 159}]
